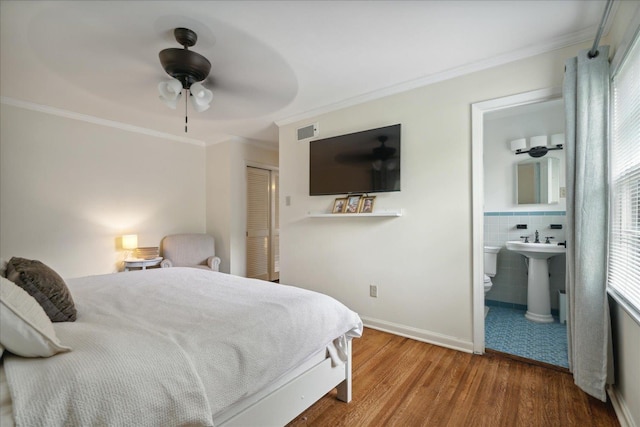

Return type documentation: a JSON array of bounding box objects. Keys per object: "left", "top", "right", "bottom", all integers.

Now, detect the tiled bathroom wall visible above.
[{"left": 484, "top": 211, "right": 567, "bottom": 310}]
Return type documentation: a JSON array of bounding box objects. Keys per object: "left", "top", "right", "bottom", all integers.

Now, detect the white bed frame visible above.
[{"left": 214, "top": 340, "right": 353, "bottom": 426}]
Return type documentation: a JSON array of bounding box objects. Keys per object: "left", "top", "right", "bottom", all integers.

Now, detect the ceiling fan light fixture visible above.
[
  {"left": 190, "top": 82, "right": 213, "bottom": 112},
  {"left": 190, "top": 96, "right": 211, "bottom": 112},
  {"left": 158, "top": 78, "right": 183, "bottom": 109}
]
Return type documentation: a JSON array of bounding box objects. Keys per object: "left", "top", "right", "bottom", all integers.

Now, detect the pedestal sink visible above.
[{"left": 506, "top": 241, "right": 566, "bottom": 323}]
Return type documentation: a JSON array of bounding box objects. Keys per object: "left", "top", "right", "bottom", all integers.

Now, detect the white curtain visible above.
[{"left": 563, "top": 46, "right": 614, "bottom": 402}]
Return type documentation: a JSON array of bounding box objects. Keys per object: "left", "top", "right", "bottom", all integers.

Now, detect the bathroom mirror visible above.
[{"left": 516, "top": 157, "right": 560, "bottom": 204}]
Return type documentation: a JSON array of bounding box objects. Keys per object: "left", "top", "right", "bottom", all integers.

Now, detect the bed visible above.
[{"left": 0, "top": 266, "right": 363, "bottom": 426}]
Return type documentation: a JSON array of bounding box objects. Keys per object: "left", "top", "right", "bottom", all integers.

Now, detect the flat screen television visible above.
[{"left": 309, "top": 124, "right": 401, "bottom": 196}]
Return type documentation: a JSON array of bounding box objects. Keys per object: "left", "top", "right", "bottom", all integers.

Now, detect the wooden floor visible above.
[{"left": 288, "top": 328, "right": 619, "bottom": 427}]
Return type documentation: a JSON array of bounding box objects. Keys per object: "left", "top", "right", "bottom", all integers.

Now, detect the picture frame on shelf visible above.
[
  {"left": 332, "top": 198, "right": 347, "bottom": 213},
  {"left": 344, "top": 195, "right": 362, "bottom": 213},
  {"left": 359, "top": 196, "right": 376, "bottom": 213}
]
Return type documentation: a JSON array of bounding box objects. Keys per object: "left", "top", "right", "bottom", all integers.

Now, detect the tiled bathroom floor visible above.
[{"left": 485, "top": 305, "right": 569, "bottom": 368}]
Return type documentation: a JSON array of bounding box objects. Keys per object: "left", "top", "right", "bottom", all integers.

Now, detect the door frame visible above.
[{"left": 470, "top": 87, "right": 562, "bottom": 354}]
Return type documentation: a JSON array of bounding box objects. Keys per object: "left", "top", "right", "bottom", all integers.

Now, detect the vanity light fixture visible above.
[
  {"left": 550, "top": 133, "right": 565, "bottom": 148},
  {"left": 510, "top": 134, "right": 564, "bottom": 158},
  {"left": 510, "top": 138, "right": 527, "bottom": 152}
]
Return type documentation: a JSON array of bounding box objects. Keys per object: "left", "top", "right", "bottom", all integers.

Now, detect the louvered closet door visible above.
[
  {"left": 270, "top": 171, "right": 280, "bottom": 281},
  {"left": 247, "top": 167, "right": 270, "bottom": 280}
]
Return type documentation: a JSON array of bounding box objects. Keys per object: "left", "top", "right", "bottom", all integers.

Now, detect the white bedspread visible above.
[{"left": 3, "top": 268, "right": 363, "bottom": 427}]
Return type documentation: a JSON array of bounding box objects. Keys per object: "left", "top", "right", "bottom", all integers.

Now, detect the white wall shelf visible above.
[{"left": 307, "top": 209, "right": 403, "bottom": 218}]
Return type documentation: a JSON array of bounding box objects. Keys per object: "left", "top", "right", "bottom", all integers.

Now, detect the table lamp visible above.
[{"left": 122, "top": 234, "right": 138, "bottom": 260}]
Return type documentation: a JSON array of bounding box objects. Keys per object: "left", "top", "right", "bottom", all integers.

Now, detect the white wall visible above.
[
  {"left": 0, "top": 103, "right": 279, "bottom": 280},
  {"left": 611, "top": 302, "right": 640, "bottom": 427},
  {"left": 0, "top": 104, "right": 206, "bottom": 278},
  {"left": 206, "top": 141, "right": 233, "bottom": 273},
  {"left": 279, "top": 44, "right": 582, "bottom": 351},
  {"left": 206, "top": 139, "right": 278, "bottom": 275}
]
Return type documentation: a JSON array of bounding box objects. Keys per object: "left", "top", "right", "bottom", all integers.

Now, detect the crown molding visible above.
[
  {"left": 241, "top": 137, "right": 279, "bottom": 153},
  {"left": 203, "top": 135, "right": 278, "bottom": 152},
  {"left": 275, "top": 27, "right": 596, "bottom": 127},
  {"left": 0, "top": 97, "right": 208, "bottom": 147}
]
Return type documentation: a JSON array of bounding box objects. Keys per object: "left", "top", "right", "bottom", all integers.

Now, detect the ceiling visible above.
[{"left": 0, "top": 1, "right": 612, "bottom": 148}]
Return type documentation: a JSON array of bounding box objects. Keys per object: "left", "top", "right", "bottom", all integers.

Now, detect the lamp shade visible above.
[
  {"left": 530, "top": 135, "right": 548, "bottom": 148},
  {"left": 158, "top": 78, "right": 183, "bottom": 109},
  {"left": 122, "top": 234, "right": 138, "bottom": 250},
  {"left": 510, "top": 138, "right": 527, "bottom": 152},
  {"left": 190, "top": 82, "right": 213, "bottom": 112},
  {"left": 550, "top": 133, "right": 565, "bottom": 147}
]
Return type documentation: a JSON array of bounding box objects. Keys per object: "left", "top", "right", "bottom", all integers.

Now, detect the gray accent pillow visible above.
[{"left": 6, "top": 257, "right": 77, "bottom": 322}]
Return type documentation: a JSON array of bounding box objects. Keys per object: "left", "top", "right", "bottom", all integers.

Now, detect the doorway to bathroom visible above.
[{"left": 471, "top": 89, "right": 569, "bottom": 369}]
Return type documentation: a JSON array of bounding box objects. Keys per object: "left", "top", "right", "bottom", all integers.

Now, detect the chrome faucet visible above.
[
  {"left": 520, "top": 235, "right": 530, "bottom": 243},
  {"left": 534, "top": 230, "right": 540, "bottom": 243}
]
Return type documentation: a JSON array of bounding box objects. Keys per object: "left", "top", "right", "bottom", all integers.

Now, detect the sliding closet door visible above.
[{"left": 246, "top": 166, "right": 279, "bottom": 281}]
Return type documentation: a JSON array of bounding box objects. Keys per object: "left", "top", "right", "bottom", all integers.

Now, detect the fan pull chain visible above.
[{"left": 185, "top": 89, "right": 188, "bottom": 133}]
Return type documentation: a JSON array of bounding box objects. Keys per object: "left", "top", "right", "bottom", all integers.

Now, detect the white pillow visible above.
[{"left": 0, "top": 277, "right": 71, "bottom": 357}]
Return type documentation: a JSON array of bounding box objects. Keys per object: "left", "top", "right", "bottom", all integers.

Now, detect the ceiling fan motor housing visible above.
[{"left": 159, "top": 28, "right": 211, "bottom": 89}]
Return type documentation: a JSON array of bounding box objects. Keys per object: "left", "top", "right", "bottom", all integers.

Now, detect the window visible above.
[{"left": 609, "top": 29, "right": 640, "bottom": 323}]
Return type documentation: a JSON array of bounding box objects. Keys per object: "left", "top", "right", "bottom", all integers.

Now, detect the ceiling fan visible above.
[
  {"left": 158, "top": 28, "right": 213, "bottom": 132},
  {"left": 152, "top": 19, "right": 301, "bottom": 135}
]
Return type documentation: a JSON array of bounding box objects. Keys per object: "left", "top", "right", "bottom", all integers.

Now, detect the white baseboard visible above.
[
  {"left": 608, "top": 384, "right": 637, "bottom": 427},
  {"left": 360, "top": 316, "right": 474, "bottom": 353}
]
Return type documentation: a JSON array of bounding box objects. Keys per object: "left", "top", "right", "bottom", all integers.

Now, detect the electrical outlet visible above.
[
  {"left": 560, "top": 187, "right": 566, "bottom": 198},
  {"left": 370, "top": 285, "right": 378, "bottom": 298}
]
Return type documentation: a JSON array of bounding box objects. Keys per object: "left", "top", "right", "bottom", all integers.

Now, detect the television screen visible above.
[{"left": 309, "top": 124, "right": 401, "bottom": 196}]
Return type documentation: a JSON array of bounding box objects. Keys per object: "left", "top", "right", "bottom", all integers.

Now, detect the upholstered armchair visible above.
[{"left": 160, "top": 234, "right": 221, "bottom": 271}]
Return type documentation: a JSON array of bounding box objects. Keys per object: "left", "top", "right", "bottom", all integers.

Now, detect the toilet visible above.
[{"left": 483, "top": 246, "right": 501, "bottom": 316}]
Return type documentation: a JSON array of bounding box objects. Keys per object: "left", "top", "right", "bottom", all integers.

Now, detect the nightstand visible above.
[{"left": 124, "top": 257, "right": 163, "bottom": 271}]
